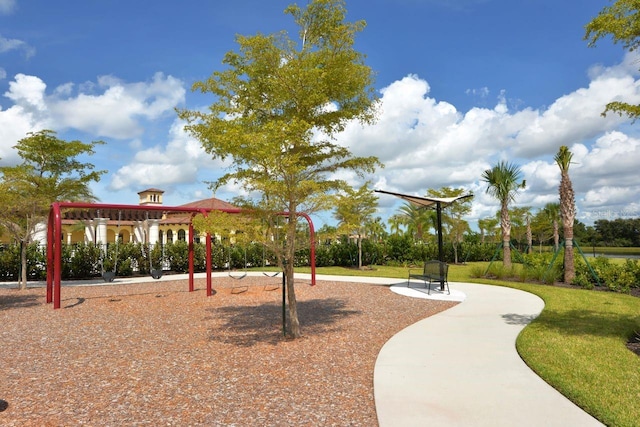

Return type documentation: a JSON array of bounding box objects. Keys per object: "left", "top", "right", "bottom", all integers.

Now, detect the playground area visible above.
[{"left": 0, "top": 276, "right": 455, "bottom": 425}]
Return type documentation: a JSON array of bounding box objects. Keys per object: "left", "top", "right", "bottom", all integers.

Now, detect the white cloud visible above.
[
  {"left": 512, "top": 73, "right": 638, "bottom": 157},
  {"left": 0, "top": 72, "right": 186, "bottom": 163},
  {"left": 108, "top": 118, "right": 229, "bottom": 191},
  {"left": 334, "top": 54, "right": 640, "bottom": 227},
  {"left": 0, "top": 74, "right": 50, "bottom": 163},
  {"left": 4, "top": 73, "right": 47, "bottom": 112},
  {"left": 0, "top": 34, "right": 35, "bottom": 58},
  {"left": 572, "top": 131, "right": 640, "bottom": 188},
  {"left": 0, "top": 0, "right": 16, "bottom": 14},
  {"left": 0, "top": 103, "right": 43, "bottom": 163},
  {"left": 51, "top": 72, "right": 185, "bottom": 138}
]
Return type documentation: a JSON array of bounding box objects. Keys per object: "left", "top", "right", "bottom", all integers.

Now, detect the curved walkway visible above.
[{"left": 373, "top": 281, "right": 603, "bottom": 427}]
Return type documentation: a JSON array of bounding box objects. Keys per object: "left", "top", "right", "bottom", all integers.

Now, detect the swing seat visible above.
[
  {"left": 229, "top": 271, "right": 247, "bottom": 280},
  {"left": 151, "top": 269, "right": 163, "bottom": 280},
  {"left": 102, "top": 271, "right": 116, "bottom": 282},
  {"left": 262, "top": 271, "right": 281, "bottom": 277}
]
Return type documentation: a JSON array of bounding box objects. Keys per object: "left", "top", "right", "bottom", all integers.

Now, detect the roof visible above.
[
  {"left": 374, "top": 189, "right": 473, "bottom": 209},
  {"left": 177, "top": 197, "right": 238, "bottom": 211},
  {"left": 138, "top": 188, "right": 165, "bottom": 194}
]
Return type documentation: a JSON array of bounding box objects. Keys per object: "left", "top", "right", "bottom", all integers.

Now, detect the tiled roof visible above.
[
  {"left": 138, "top": 188, "right": 165, "bottom": 194},
  {"left": 177, "top": 198, "right": 238, "bottom": 211}
]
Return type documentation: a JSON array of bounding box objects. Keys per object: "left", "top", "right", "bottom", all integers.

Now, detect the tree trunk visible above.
[
  {"left": 20, "top": 240, "right": 28, "bottom": 290},
  {"left": 285, "top": 259, "right": 300, "bottom": 338},
  {"left": 559, "top": 170, "right": 576, "bottom": 284},
  {"left": 526, "top": 217, "right": 532, "bottom": 254},
  {"left": 285, "top": 211, "right": 301, "bottom": 338},
  {"left": 501, "top": 204, "right": 512, "bottom": 268},
  {"left": 553, "top": 220, "right": 559, "bottom": 252},
  {"left": 503, "top": 236, "right": 512, "bottom": 268},
  {"left": 357, "top": 235, "right": 362, "bottom": 269},
  {"left": 564, "top": 227, "right": 575, "bottom": 284}
]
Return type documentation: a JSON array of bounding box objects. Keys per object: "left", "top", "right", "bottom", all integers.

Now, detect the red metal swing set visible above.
[{"left": 46, "top": 201, "right": 317, "bottom": 309}]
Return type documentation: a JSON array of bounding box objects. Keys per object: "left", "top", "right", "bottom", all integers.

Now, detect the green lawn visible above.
[{"left": 288, "top": 263, "right": 640, "bottom": 427}]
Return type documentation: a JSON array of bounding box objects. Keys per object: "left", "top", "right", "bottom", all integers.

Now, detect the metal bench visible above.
[{"left": 408, "top": 260, "right": 450, "bottom": 294}]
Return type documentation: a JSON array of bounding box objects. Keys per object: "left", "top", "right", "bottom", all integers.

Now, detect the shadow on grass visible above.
[
  {"left": 205, "top": 298, "right": 361, "bottom": 347},
  {"left": 502, "top": 313, "right": 539, "bottom": 325},
  {"left": 0, "top": 294, "right": 41, "bottom": 310},
  {"left": 532, "top": 308, "right": 639, "bottom": 338}
]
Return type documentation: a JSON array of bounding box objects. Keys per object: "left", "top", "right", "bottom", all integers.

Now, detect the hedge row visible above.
[
  {"left": 0, "top": 239, "right": 503, "bottom": 281},
  {"left": 7, "top": 241, "right": 635, "bottom": 294}
]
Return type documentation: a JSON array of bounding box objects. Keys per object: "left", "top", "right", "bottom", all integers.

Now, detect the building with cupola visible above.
[{"left": 55, "top": 188, "right": 237, "bottom": 246}]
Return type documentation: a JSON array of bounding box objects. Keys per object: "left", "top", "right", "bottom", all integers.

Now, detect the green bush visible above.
[
  {"left": 384, "top": 235, "right": 413, "bottom": 264},
  {"left": 0, "top": 244, "right": 20, "bottom": 280},
  {"left": 314, "top": 244, "right": 334, "bottom": 267},
  {"left": 166, "top": 241, "right": 189, "bottom": 273},
  {"left": 67, "top": 243, "right": 101, "bottom": 279}
]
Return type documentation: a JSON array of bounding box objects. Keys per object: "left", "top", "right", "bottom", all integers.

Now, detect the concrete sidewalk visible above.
[{"left": 373, "top": 282, "right": 604, "bottom": 427}]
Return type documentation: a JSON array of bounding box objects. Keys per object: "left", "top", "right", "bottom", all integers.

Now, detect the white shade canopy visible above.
[{"left": 374, "top": 189, "right": 473, "bottom": 209}]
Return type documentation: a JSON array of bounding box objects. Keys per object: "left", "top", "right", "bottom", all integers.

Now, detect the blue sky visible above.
[{"left": 1, "top": 0, "right": 638, "bottom": 230}]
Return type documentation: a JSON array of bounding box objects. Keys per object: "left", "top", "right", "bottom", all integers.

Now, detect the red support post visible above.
[
  {"left": 46, "top": 207, "right": 54, "bottom": 303},
  {"left": 53, "top": 203, "right": 62, "bottom": 309},
  {"left": 188, "top": 220, "right": 195, "bottom": 292}
]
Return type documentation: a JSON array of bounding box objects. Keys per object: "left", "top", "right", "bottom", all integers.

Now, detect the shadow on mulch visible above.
[
  {"left": 0, "top": 294, "right": 41, "bottom": 310},
  {"left": 205, "top": 298, "right": 360, "bottom": 347}
]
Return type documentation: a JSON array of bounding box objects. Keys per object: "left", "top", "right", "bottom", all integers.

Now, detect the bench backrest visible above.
[{"left": 424, "top": 260, "right": 448, "bottom": 278}]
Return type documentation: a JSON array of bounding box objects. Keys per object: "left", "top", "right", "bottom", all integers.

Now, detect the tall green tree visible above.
[
  {"left": 334, "top": 182, "right": 378, "bottom": 269},
  {"left": 388, "top": 214, "right": 405, "bottom": 235},
  {"left": 477, "top": 216, "right": 499, "bottom": 244},
  {"left": 585, "top": 0, "right": 640, "bottom": 120},
  {"left": 395, "top": 202, "right": 436, "bottom": 242},
  {"left": 509, "top": 206, "right": 533, "bottom": 254},
  {"left": 178, "top": 0, "right": 380, "bottom": 338},
  {"left": 555, "top": 146, "right": 577, "bottom": 284},
  {"left": 365, "top": 216, "right": 387, "bottom": 242},
  {"left": 0, "top": 130, "right": 105, "bottom": 289},
  {"left": 481, "top": 161, "right": 526, "bottom": 268}
]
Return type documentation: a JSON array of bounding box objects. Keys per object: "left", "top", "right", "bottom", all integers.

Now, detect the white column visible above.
[
  {"left": 32, "top": 222, "right": 48, "bottom": 246},
  {"left": 148, "top": 219, "right": 160, "bottom": 245},
  {"left": 95, "top": 218, "right": 109, "bottom": 244},
  {"left": 134, "top": 221, "right": 145, "bottom": 243},
  {"left": 85, "top": 220, "right": 95, "bottom": 243}
]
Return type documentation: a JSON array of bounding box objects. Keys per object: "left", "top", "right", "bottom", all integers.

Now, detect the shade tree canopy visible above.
[
  {"left": 0, "top": 130, "right": 105, "bottom": 289},
  {"left": 178, "top": 0, "right": 380, "bottom": 338}
]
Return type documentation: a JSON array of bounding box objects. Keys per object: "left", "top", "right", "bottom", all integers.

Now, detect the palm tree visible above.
[
  {"left": 396, "top": 202, "right": 436, "bottom": 242},
  {"left": 478, "top": 217, "right": 499, "bottom": 244},
  {"left": 542, "top": 202, "right": 561, "bottom": 252},
  {"left": 525, "top": 209, "right": 533, "bottom": 254},
  {"left": 481, "top": 161, "right": 526, "bottom": 268},
  {"left": 555, "top": 146, "right": 576, "bottom": 283}
]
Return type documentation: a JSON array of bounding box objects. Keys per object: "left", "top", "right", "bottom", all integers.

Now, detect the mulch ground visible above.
[{"left": 0, "top": 276, "right": 456, "bottom": 426}]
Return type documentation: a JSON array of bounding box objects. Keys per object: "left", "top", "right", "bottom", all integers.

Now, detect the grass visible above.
[{"left": 284, "top": 263, "right": 640, "bottom": 427}]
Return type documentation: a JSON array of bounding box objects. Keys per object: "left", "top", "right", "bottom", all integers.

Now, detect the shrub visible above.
[{"left": 166, "top": 241, "right": 189, "bottom": 273}]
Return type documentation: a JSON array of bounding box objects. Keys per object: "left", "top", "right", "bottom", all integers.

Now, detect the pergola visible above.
[
  {"left": 375, "top": 189, "right": 473, "bottom": 289},
  {"left": 46, "top": 201, "right": 317, "bottom": 309}
]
